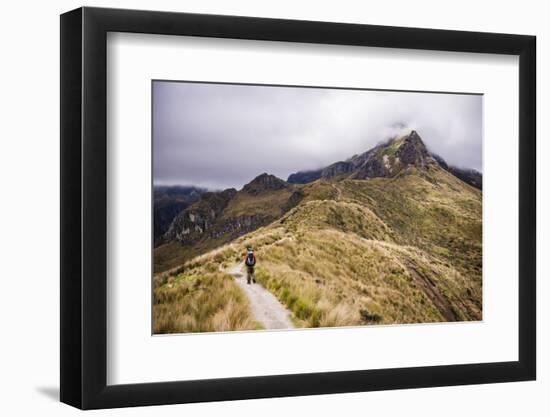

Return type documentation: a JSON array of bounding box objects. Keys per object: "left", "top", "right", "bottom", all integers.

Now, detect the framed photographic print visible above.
[{"left": 60, "top": 7, "right": 536, "bottom": 409}]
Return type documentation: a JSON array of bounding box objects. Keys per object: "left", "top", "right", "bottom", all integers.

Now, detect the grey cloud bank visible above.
[{"left": 153, "top": 81, "right": 482, "bottom": 190}]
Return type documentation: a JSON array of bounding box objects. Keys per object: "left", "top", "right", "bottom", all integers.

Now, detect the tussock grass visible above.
[
  {"left": 337, "top": 166, "right": 482, "bottom": 282},
  {"left": 249, "top": 229, "right": 479, "bottom": 327},
  {"left": 222, "top": 187, "right": 294, "bottom": 219},
  {"left": 153, "top": 268, "right": 259, "bottom": 334},
  {"left": 154, "top": 165, "right": 482, "bottom": 333}
]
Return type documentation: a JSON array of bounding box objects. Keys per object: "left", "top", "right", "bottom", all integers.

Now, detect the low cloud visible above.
[{"left": 153, "top": 81, "right": 482, "bottom": 190}]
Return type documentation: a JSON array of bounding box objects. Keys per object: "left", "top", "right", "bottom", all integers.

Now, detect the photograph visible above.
[{"left": 152, "top": 81, "right": 483, "bottom": 335}]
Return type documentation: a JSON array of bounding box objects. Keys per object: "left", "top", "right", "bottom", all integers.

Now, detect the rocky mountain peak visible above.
[
  {"left": 350, "top": 130, "right": 431, "bottom": 179},
  {"left": 286, "top": 129, "right": 481, "bottom": 189},
  {"left": 242, "top": 173, "right": 289, "bottom": 195},
  {"left": 404, "top": 129, "right": 422, "bottom": 144},
  {"left": 393, "top": 130, "right": 430, "bottom": 165}
]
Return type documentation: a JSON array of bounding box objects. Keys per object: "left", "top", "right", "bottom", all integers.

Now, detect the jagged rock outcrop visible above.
[
  {"left": 163, "top": 188, "right": 237, "bottom": 244},
  {"left": 353, "top": 157, "right": 387, "bottom": 179},
  {"left": 288, "top": 130, "right": 482, "bottom": 189},
  {"left": 153, "top": 186, "right": 207, "bottom": 245},
  {"left": 395, "top": 130, "right": 431, "bottom": 166},
  {"left": 348, "top": 130, "right": 436, "bottom": 179}
]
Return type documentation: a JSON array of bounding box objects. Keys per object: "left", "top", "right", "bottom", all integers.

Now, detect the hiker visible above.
[{"left": 244, "top": 246, "right": 256, "bottom": 284}]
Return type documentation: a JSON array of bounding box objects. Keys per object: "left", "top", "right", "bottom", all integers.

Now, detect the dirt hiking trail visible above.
[{"left": 227, "top": 263, "right": 294, "bottom": 330}]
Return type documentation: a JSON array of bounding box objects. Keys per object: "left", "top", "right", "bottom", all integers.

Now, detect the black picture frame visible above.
[{"left": 60, "top": 6, "right": 536, "bottom": 410}]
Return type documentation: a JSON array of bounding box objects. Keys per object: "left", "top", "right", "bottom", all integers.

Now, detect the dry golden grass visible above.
[
  {"left": 153, "top": 266, "right": 260, "bottom": 334},
  {"left": 337, "top": 166, "right": 482, "bottom": 281},
  {"left": 239, "top": 227, "right": 480, "bottom": 328},
  {"left": 153, "top": 165, "right": 482, "bottom": 333},
  {"left": 222, "top": 187, "right": 294, "bottom": 219},
  {"left": 218, "top": 166, "right": 482, "bottom": 328}
]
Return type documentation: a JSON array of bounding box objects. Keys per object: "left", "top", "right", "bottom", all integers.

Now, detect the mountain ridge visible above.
[
  {"left": 154, "top": 130, "right": 482, "bottom": 273},
  {"left": 287, "top": 130, "right": 482, "bottom": 190},
  {"left": 154, "top": 157, "right": 482, "bottom": 332}
]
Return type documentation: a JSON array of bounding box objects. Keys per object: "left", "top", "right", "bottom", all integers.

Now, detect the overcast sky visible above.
[{"left": 153, "top": 81, "right": 482, "bottom": 190}]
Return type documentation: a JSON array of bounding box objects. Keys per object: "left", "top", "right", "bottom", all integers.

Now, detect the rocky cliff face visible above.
[
  {"left": 353, "top": 130, "right": 437, "bottom": 179},
  {"left": 163, "top": 188, "right": 237, "bottom": 244},
  {"left": 395, "top": 130, "right": 431, "bottom": 165},
  {"left": 162, "top": 174, "right": 302, "bottom": 249},
  {"left": 153, "top": 186, "right": 207, "bottom": 245}
]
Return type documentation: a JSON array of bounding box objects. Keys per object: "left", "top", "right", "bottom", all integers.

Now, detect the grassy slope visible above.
[
  {"left": 339, "top": 165, "right": 482, "bottom": 282},
  {"left": 153, "top": 261, "right": 261, "bottom": 334},
  {"left": 222, "top": 187, "right": 294, "bottom": 219},
  {"left": 153, "top": 165, "right": 482, "bottom": 333}
]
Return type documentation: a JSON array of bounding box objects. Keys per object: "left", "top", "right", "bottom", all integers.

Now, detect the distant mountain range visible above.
[{"left": 153, "top": 130, "right": 483, "bottom": 333}]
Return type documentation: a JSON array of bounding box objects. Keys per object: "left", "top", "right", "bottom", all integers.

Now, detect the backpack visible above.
[{"left": 245, "top": 252, "right": 256, "bottom": 266}]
